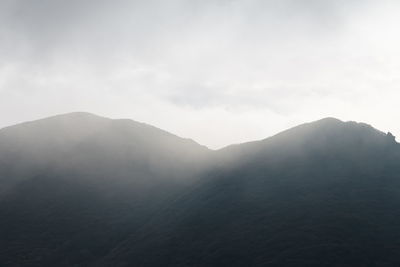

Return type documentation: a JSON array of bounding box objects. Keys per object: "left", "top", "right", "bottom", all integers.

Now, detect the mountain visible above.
[
  {"left": 100, "top": 118, "right": 400, "bottom": 266},
  {"left": 1, "top": 114, "right": 400, "bottom": 266},
  {"left": 0, "top": 112, "right": 210, "bottom": 266}
]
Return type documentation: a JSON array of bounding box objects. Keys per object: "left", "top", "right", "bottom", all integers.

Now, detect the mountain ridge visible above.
[
  {"left": 1, "top": 112, "right": 396, "bottom": 151},
  {"left": 0, "top": 112, "right": 209, "bottom": 150},
  {"left": 1, "top": 112, "right": 400, "bottom": 266}
]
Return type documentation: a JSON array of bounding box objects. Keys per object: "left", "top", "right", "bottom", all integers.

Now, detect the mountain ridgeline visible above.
[{"left": 0, "top": 113, "right": 399, "bottom": 266}]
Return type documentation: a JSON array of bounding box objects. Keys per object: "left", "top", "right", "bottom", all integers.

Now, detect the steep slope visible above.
[
  {"left": 101, "top": 118, "right": 400, "bottom": 266},
  {"left": 0, "top": 112, "right": 210, "bottom": 266}
]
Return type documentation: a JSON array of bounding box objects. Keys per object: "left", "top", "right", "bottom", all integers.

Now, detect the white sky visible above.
[{"left": 1, "top": 0, "right": 400, "bottom": 149}]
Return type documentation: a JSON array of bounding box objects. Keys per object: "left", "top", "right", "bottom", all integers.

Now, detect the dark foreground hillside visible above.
[{"left": 1, "top": 114, "right": 400, "bottom": 266}]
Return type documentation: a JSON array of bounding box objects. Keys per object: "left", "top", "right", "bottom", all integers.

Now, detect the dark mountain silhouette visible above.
[{"left": 1, "top": 113, "right": 400, "bottom": 266}]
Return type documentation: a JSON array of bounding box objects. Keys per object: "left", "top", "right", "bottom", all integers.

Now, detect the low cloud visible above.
[{"left": 1, "top": 0, "right": 400, "bottom": 148}]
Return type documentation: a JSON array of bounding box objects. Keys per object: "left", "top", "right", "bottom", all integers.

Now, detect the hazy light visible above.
[{"left": 1, "top": 0, "right": 400, "bottom": 149}]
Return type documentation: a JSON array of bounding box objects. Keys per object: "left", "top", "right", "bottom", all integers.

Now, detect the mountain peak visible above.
[
  {"left": 50, "top": 111, "right": 106, "bottom": 119},
  {"left": 33, "top": 111, "right": 110, "bottom": 124},
  {"left": 218, "top": 117, "right": 395, "bottom": 161},
  {"left": 313, "top": 117, "right": 343, "bottom": 124},
  {"left": 272, "top": 117, "right": 390, "bottom": 147}
]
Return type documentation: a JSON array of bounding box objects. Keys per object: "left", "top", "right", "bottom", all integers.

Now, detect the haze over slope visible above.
[
  {"left": 0, "top": 112, "right": 209, "bottom": 190},
  {"left": 102, "top": 117, "right": 400, "bottom": 266},
  {"left": 0, "top": 112, "right": 210, "bottom": 266},
  {"left": 0, "top": 113, "right": 399, "bottom": 266}
]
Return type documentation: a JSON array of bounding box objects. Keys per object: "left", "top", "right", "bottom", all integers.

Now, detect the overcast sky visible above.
[{"left": 1, "top": 0, "right": 400, "bottom": 149}]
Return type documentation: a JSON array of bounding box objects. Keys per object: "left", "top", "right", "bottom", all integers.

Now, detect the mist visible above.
[
  {"left": 1, "top": 0, "right": 400, "bottom": 148},
  {"left": 1, "top": 111, "right": 400, "bottom": 266},
  {"left": 3, "top": 2, "right": 400, "bottom": 265}
]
